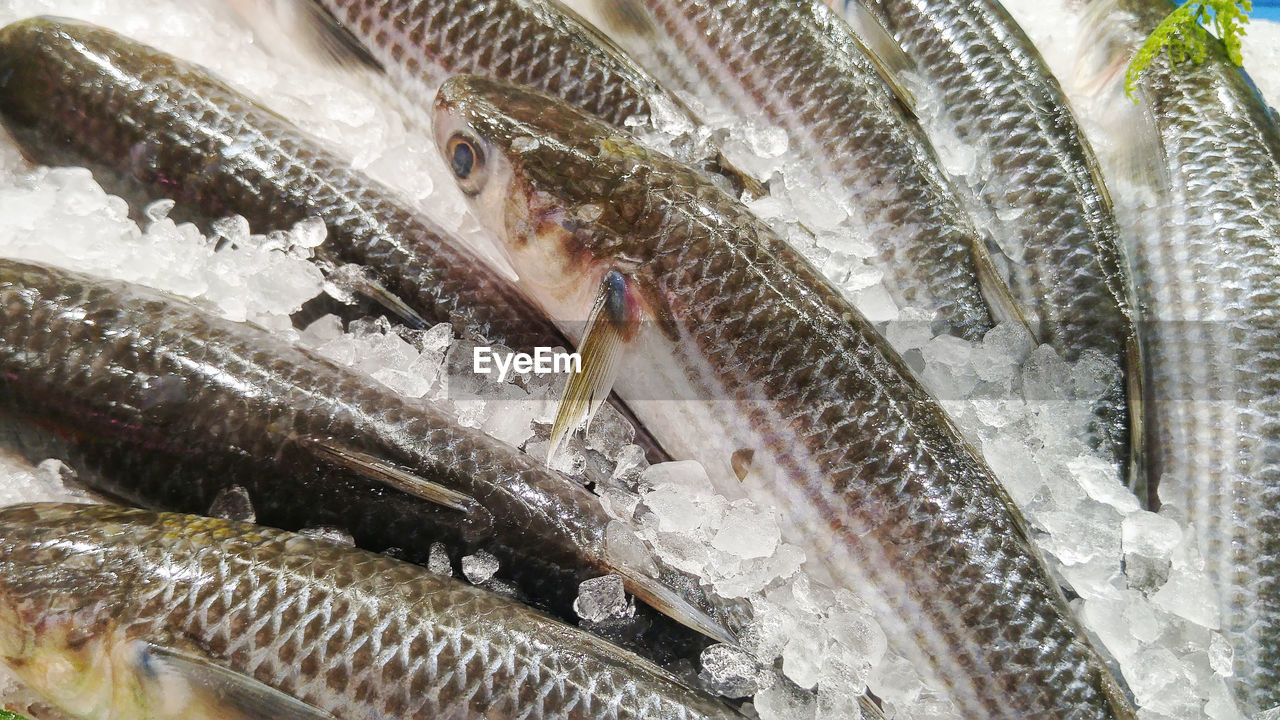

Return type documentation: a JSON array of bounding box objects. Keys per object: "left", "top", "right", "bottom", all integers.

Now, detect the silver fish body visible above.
[
  {"left": 1081, "top": 0, "right": 1280, "bottom": 710},
  {"left": 0, "top": 16, "right": 559, "bottom": 352},
  {"left": 563, "top": 0, "right": 1005, "bottom": 339},
  {"left": 833, "top": 0, "right": 1143, "bottom": 479},
  {"left": 434, "top": 75, "right": 1135, "bottom": 720},
  {"left": 0, "top": 503, "right": 742, "bottom": 720},
  {"left": 0, "top": 258, "right": 721, "bottom": 654}
]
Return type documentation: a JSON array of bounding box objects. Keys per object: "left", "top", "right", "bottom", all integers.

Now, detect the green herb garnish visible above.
[
  {"left": 1126, "top": 0, "right": 1252, "bottom": 99},
  {"left": 0, "top": 710, "right": 30, "bottom": 720}
]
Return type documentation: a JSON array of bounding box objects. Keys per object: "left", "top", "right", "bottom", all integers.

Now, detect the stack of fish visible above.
[{"left": 0, "top": 0, "right": 1273, "bottom": 718}]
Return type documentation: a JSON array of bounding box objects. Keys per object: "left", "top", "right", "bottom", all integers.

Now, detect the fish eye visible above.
[{"left": 446, "top": 132, "right": 487, "bottom": 195}]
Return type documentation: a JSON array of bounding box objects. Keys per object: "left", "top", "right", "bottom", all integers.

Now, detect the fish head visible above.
[
  {"left": 0, "top": 503, "right": 192, "bottom": 720},
  {"left": 434, "top": 75, "right": 663, "bottom": 320}
]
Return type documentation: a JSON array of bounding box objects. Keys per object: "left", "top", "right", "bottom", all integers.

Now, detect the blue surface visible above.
[{"left": 1257, "top": 0, "right": 1280, "bottom": 22}]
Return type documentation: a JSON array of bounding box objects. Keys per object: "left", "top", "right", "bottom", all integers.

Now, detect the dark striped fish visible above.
[
  {"left": 0, "top": 503, "right": 743, "bottom": 720},
  {"left": 433, "top": 74, "right": 1136, "bottom": 720},
  {"left": 828, "top": 0, "right": 1144, "bottom": 483},
  {"left": 0, "top": 257, "right": 729, "bottom": 653},
  {"left": 1078, "top": 0, "right": 1280, "bottom": 710}
]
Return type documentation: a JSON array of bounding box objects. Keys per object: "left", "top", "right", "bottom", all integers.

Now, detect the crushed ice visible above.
[{"left": 0, "top": 0, "right": 1275, "bottom": 718}]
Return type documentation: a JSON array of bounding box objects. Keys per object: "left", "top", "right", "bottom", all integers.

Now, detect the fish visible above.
[
  {"left": 432, "top": 74, "right": 1137, "bottom": 720},
  {"left": 0, "top": 16, "right": 669, "bottom": 464},
  {"left": 0, "top": 502, "right": 744, "bottom": 720},
  {"left": 1075, "top": 0, "right": 1280, "bottom": 710},
  {"left": 826, "top": 0, "right": 1146, "bottom": 486},
  {"left": 0, "top": 16, "right": 553, "bottom": 351},
  {"left": 223, "top": 0, "right": 761, "bottom": 194},
  {"left": 560, "top": 0, "right": 1023, "bottom": 340},
  {"left": 0, "top": 257, "right": 732, "bottom": 654}
]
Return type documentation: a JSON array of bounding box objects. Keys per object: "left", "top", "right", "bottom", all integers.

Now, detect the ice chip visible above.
[
  {"left": 712, "top": 504, "right": 780, "bottom": 559},
  {"left": 211, "top": 214, "right": 251, "bottom": 245},
  {"left": 1123, "top": 512, "right": 1183, "bottom": 559},
  {"left": 427, "top": 542, "right": 453, "bottom": 576},
  {"left": 585, "top": 402, "right": 636, "bottom": 460},
  {"left": 699, "top": 643, "right": 763, "bottom": 698},
  {"left": 289, "top": 215, "right": 328, "bottom": 248},
  {"left": 299, "top": 526, "right": 355, "bottom": 546},
  {"left": 605, "top": 520, "right": 659, "bottom": 578},
  {"left": 572, "top": 574, "right": 633, "bottom": 622},
  {"left": 143, "top": 198, "right": 176, "bottom": 223},
  {"left": 461, "top": 550, "right": 500, "bottom": 584},
  {"left": 640, "top": 460, "right": 714, "bottom": 496}
]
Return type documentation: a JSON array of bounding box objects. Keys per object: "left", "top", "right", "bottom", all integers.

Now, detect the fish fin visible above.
[
  {"left": 330, "top": 265, "right": 429, "bottom": 329},
  {"left": 858, "top": 694, "right": 888, "bottom": 720},
  {"left": 224, "top": 0, "right": 382, "bottom": 72},
  {"left": 972, "top": 233, "right": 1039, "bottom": 343},
  {"left": 709, "top": 151, "right": 768, "bottom": 200},
  {"left": 299, "top": 436, "right": 478, "bottom": 516},
  {"left": 548, "top": 270, "right": 641, "bottom": 461},
  {"left": 830, "top": 1, "right": 919, "bottom": 118},
  {"left": 613, "top": 566, "right": 738, "bottom": 646},
  {"left": 1123, "top": 329, "right": 1156, "bottom": 508},
  {"left": 140, "top": 642, "right": 337, "bottom": 720}
]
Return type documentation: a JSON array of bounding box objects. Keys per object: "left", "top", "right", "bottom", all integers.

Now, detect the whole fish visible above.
[
  {"left": 225, "top": 0, "right": 758, "bottom": 193},
  {"left": 828, "top": 0, "right": 1145, "bottom": 483},
  {"left": 0, "top": 16, "right": 668, "bottom": 464},
  {"left": 433, "top": 75, "right": 1135, "bottom": 720},
  {"left": 0, "top": 16, "right": 554, "bottom": 351},
  {"left": 1077, "top": 0, "right": 1280, "bottom": 710},
  {"left": 0, "top": 503, "right": 742, "bottom": 720},
  {"left": 0, "top": 258, "right": 729, "bottom": 652},
  {"left": 563, "top": 0, "right": 1019, "bottom": 340}
]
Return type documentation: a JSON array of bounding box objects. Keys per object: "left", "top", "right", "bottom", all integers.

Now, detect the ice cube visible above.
[
  {"left": 462, "top": 550, "right": 500, "bottom": 584},
  {"left": 712, "top": 504, "right": 780, "bottom": 559},
  {"left": 572, "top": 574, "right": 633, "bottom": 622},
  {"left": 699, "top": 643, "right": 763, "bottom": 698},
  {"left": 585, "top": 402, "right": 636, "bottom": 460},
  {"left": 640, "top": 460, "right": 715, "bottom": 497},
  {"left": 428, "top": 542, "right": 453, "bottom": 576}
]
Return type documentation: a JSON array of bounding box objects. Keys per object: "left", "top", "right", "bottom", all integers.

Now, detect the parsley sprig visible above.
[{"left": 1126, "top": 0, "right": 1252, "bottom": 99}]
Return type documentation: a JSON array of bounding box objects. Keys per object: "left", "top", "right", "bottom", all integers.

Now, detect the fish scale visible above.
[
  {"left": 0, "top": 504, "right": 741, "bottom": 720},
  {"left": 434, "top": 76, "right": 1134, "bottom": 719},
  {"left": 0, "top": 257, "right": 729, "bottom": 656},
  {"left": 0, "top": 17, "right": 560, "bottom": 352},
  {"left": 314, "top": 0, "right": 663, "bottom": 127},
  {"left": 838, "top": 0, "right": 1140, "bottom": 476},
  {"left": 1078, "top": 0, "right": 1280, "bottom": 710},
  {"left": 589, "top": 0, "right": 998, "bottom": 339}
]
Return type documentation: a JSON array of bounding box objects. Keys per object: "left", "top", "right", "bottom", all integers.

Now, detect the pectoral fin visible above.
[
  {"left": 300, "top": 436, "right": 494, "bottom": 539},
  {"left": 614, "top": 567, "right": 738, "bottom": 647},
  {"left": 140, "top": 642, "right": 337, "bottom": 720},
  {"left": 549, "top": 271, "right": 642, "bottom": 460},
  {"left": 972, "top": 234, "right": 1039, "bottom": 343}
]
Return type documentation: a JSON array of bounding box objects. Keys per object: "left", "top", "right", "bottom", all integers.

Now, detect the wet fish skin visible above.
[
  {"left": 836, "top": 0, "right": 1142, "bottom": 477},
  {"left": 1080, "top": 0, "right": 1280, "bottom": 710},
  {"left": 251, "top": 0, "right": 682, "bottom": 130},
  {"left": 568, "top": 0, "right": 1000, "bottom": 339},
  {"left": 434, "top": 75, "right": 1135, "bottom": 720},
  {"left": 0, "top": 258, "right": 715, "bottom": 654},
  {"left": 0, "top": 16, "right": 560, "bottom": 351},
  {"left": 0, "top": 503, "right": 742, "bottom": 720}
]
